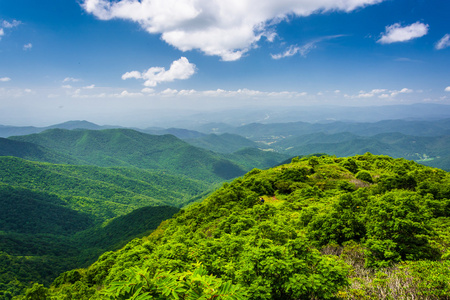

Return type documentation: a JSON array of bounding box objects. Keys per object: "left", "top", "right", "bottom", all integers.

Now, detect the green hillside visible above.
[
  {"left": 0, "top": 155, "right": 210, "bottom": 297},
  {"left": 0, "top": 156, "right": 206, "bottom": 220},
  {"left": 0, "top": 204, "right": 179, "bottom": 300},
  {"left": 0, "top": 138, "right": 82, "bottom": 165},
  {"left": 9, "top": 128, "right": 246, "bottom": 181},
  {"left": 30, "top": 154, "right": 450, "bottom": 299}
]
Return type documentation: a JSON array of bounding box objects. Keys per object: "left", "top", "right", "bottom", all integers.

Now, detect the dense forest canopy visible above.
[{"left": 17, "top": 153, "right": 450, "bottom": 299}]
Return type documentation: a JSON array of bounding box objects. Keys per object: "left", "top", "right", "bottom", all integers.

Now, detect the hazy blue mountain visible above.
[
  {"left": 140, "top": 127, "right": 206, "bottom": 139},
  {"left": 186, "top": 133, "right": 259, "bottom": 153},
  {"left": 0, "top": 120, "right": 120, "bottom": 138}
]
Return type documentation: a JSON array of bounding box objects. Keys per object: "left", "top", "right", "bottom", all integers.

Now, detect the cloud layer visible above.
[
  {"left": 378, "top": 22, "right": 428, "bottom": 44},
  {"left": 122, "top": 57, "right": 196, "bottom": 87},
  {"left": 82, "top": 0, "right": 383, "bottom": 61}
]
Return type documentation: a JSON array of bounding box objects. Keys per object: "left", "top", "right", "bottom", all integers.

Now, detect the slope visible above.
[
  {"left": 9, "top": 128, "right": 246, "bottom": 181},
  {"left": 0, "top": 137, "right": 83, "bottom": 165},
  {"left": 37, "top": 154, "right": 450, "bottom": 299},
  {"left": 0, "top": 156, "right": 206, "bottom": 220}
]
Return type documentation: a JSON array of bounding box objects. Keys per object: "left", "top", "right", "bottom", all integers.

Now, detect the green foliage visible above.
[
  {"left": 364, "top": 191, "right": 440, "bottom": 266},
  {"left": 9, "top": 128, "right": 249, "bottom": 181},
  {"left": 355, "top": 170, "right": 373, "bottom": 183},
  {"left": 104, "top": 265, "right": 247, "bottom": 300},
  {"left": 8, "top": 153, "right": 450, "bottom": 299},
  {"left": 24, "top": 283, "right": 48, "bottom": 300}
]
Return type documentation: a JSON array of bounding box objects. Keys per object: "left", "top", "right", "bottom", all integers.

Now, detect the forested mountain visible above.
[
  {"left": 224, "top": 118, "right": 450, "bottom": 140},
  {"left": 25, "top": 154, "right": 450, "bottom": 299},
  {"left": 0, "top": 138, "right": 82, "bottom": 165},
  {"left": 0, "top": 156, "right": 208, "bottom": 298},
  {"left": 0, "top": 120, "right": 116, "bottom": 138},
  {"left": 185, "top": 133, "right": 258, "bottom": 153},
  {"left": 0, "top": 156, "right": 207, "bottom": 219},
  {"left": 9, "top": 128, "right": 246, "bottom": 181}
]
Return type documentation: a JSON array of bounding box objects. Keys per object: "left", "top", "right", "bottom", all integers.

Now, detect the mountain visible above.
[
  {"left": 0, "top": 120, "right": 118, "bottom": 138},
  {"left": 0, "top": 137, "right": 82, "bottom": 165},
  {"left": 0, "top": 156, "right": 207, "bottom": 218},
  {"left": 185, "top": 133, "right": 259, "bottom": 153},
  {"left": 270, "top": 131, "right": 450, "bottom": 171},
  {"left": 140, "top": 127, "right": 206, "bottom": 139},
  {"left": 33, "top": 154, "right": 450, "bottom": 299},
  {"left": 0, "top": 156, "right": 197, "bottom": 298},
  {"left": 228, "top": 118, "right": 450, "bottom": 142},
  {"left": 9, "top": 128, "right": 246, "bottom": 181}
]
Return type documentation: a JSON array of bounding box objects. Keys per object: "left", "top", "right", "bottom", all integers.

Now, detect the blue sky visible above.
[{"left": 0, "top": 0, "right": 449, "bottom": 126}]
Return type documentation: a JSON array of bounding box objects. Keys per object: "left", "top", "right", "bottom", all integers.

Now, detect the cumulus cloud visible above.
[
  {"left": 354, "top": 89, "right": 386, "bottom": 98},
  {"left": 141, "top": 87, "right": 155, "bottom": 93},
  {"left": 0, "top": 77, "right": 11, "bottom": 82},
  {"left": 271, "top": 35, "right": 346, "bottom": 59},
  {"left": 83, "top": 84, "right": 95, "bottom": 89},
  {"left": 390, "top": 88, "right": 413, "bottom": 96},
  {"left": 122, "top": 57, "right": 196, "bottom": 87},
  {"left": 63, "top": 77, "right": 81, "bottom": 82},
  {"left": 378, "top": 22, "right": 428, "bottom": 44},
  {"left": 82, "top": 0, "right": 383, "bottom": 61},
  {"left": 435, "top": 34, "right": 450, "bottom": 50},
  {"left": 0, "top": 28, "right": 4, "bottom": 37},
  {"left": 445, "top": 86, "right": 450, "bottom": 92},
  {"left": 2, "top": 20, "right": 21, "bottom": 28},
  {"left": 23, "top": 43, "right": 32, "bottom": 50}
]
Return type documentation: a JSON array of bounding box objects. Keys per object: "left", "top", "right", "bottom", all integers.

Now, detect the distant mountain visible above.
[
  {"left": 9, "top": 128, "right": 246, "bottom": 181},
  {"left": 186, "top": 133, "right": 259, "bottom": 153},
  {"left": 46, "top": 120, "right": 110, "bottom": 130},
  {"left": 229, "top": 118, "right": 450, "bottom": 142},
  {"left": 270, "top": 131, "right": 450, "bottom": 171},
  {"left": 0, "top": 120, "right": 120, "bottom": 138},
  {"left": 140, "top": 127, "right": 206, "bottom": 139}
]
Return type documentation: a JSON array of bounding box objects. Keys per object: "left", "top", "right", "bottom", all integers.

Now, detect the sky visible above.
[{"left": 0, "top": 0, "right": 449, "bottom": 126}]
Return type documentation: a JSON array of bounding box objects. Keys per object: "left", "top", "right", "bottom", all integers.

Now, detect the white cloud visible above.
[
  {"left": 2, "top": 20, "right": 21, "bottom": 28},
  {"left": 160, "top": 88, "right": 179, "bottom": 97},
  {"left": 0, "top": 77, "right": 11, "bottom": 82},
  {"left": 271, "top": 35, "right": 345, "bottom": 59},
  {"left": 0, "top": 20, "right": 21, "bottom": 40},
  {"left": 23, "top": 43, "right": 32, "bottom": 50},
  {"left": 62, "top": 85, "right": 73, "bottom": 89},
  {"left": 378, "top": 22, "right": 428, "bottom": 44},
  {"left": 355, "top": 89, "right": 386, "bottom": 98},
  {"left": 122, "top": 57, "right": 196, "bottom": 87},
  {"left": 445, "top": 86, "right": 450, "bottom": 92},
  {"left": 63, "top": 77, "right": 81, "bottom": 82},
  {"left": 141, "top": 87, "right": 155, "bottom": 93},
  {"left": 390, "top": 88, "right": 413, "bottom": 96},
  {"left": 83, "top": 84, "right": 95, "bottom": 89},
  {"left": 436, "top": 34, "right": 450, "bottom": 50},
  {"left": 82, "top": 0, "right": 383, "bottom": 61}
]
